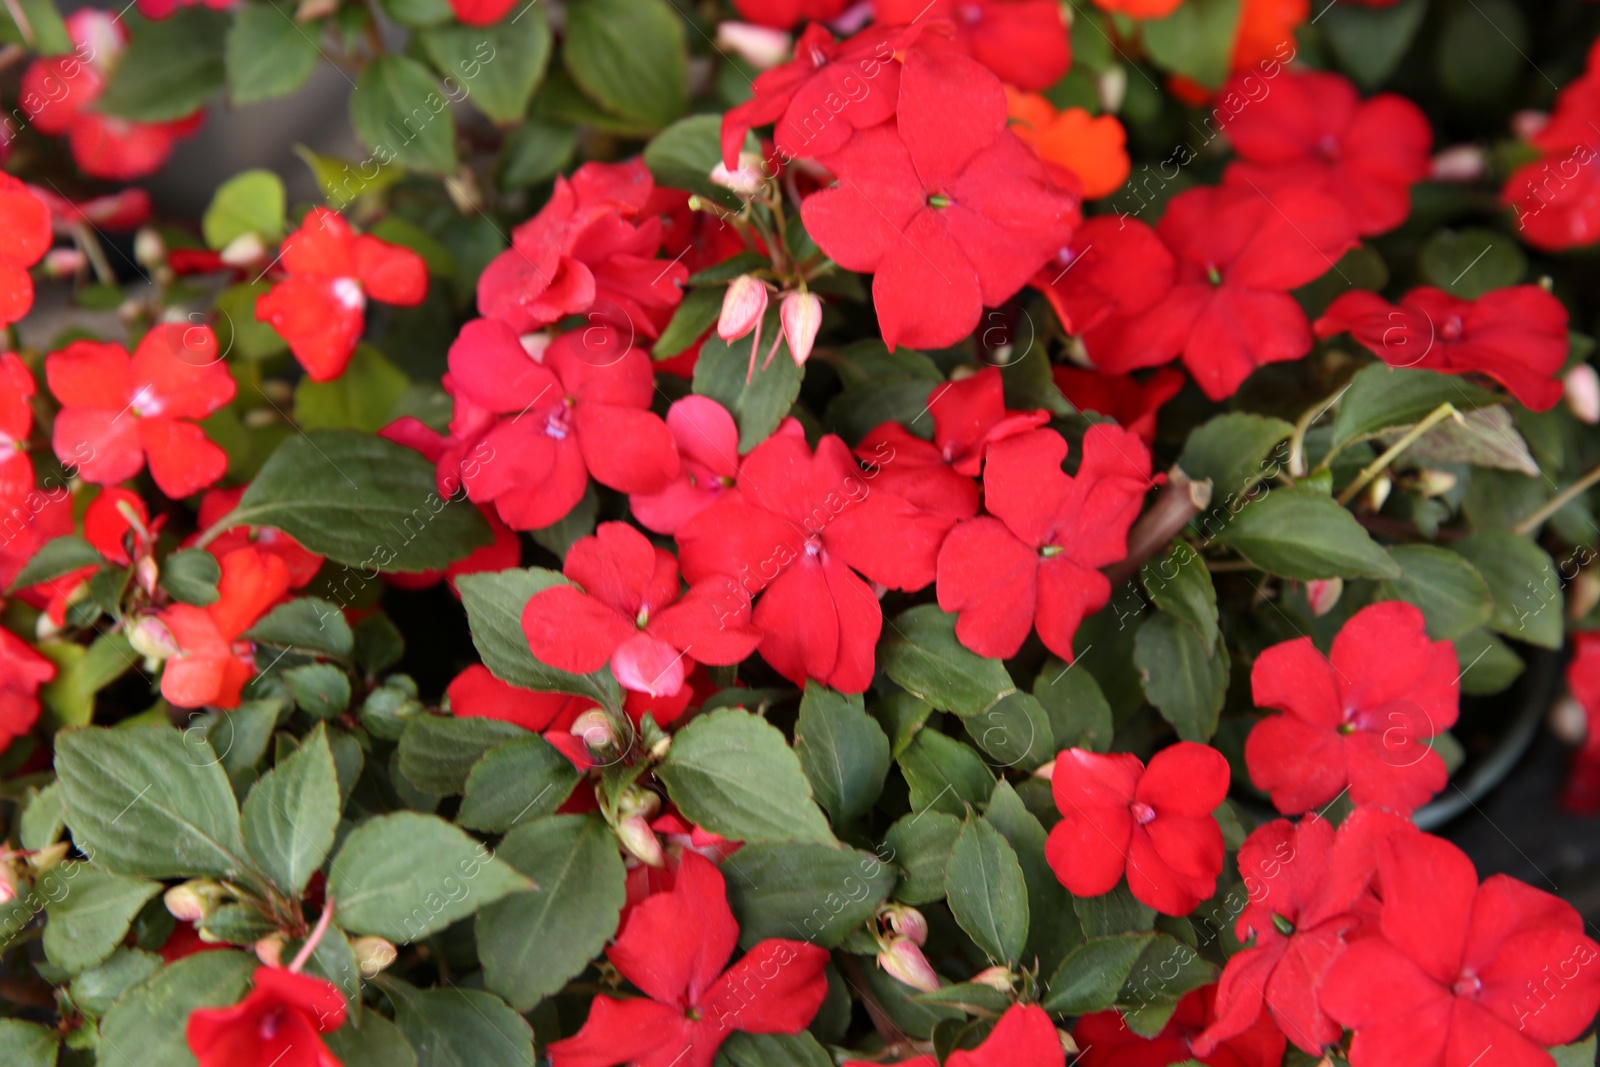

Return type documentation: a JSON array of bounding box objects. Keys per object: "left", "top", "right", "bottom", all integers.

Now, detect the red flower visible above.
[
  {"left": 800, "top": 48, "right": 1078, "bottom": 350},
  {"left": 186, "top": 966, "right": 345, "bottom": 1067},
  {"left": 1322, "top": 832, "right": 1600, "bottom": 1067},
  {"left": 446, "top": 664, "right": 595, "bottom": 734},
  {"left": 20, "top": 12, "right": 203, "bottom": 180},
  {"left": 1313, "top": 286, "right": 1569, "bottom": 412},
  {"left": 449, "top": 0, "right": 517, "bottom": 25},
  {"left": 629, "top": 397, "right": 789, "bottom": 535},
  {"left": 1220, "top": 70, "right": 1431, "bottom": 236},
  {"left": 0, "top": 627, "right": 54, "bottom": 753},
  {"left": 1502, "top": 46, "right": 1600, "bottom": 251},
  {"left": 1031, "top": 215, "right": 1176, "bottom": 337},
  {"left": 1247, "top": 601, "right": 1459, "bottom": 816},
  {"left": 1560, "top": 632, "right": 1600, "bottom": 813},
  {"left": 935, "top": 426, "right": 1153, "bottom": 662},
  {"left": 46, "top": 323, "right": 236, "bottom": 500},
  {"left": 1045, "top": 742, "right": 1230, "bottom": 915},
  {"left": 548, "top": 851, "right": 829, "bottom": 1067},
  {"left": 843, "top": 1004, "right": 1060, "bottom": 1067},
  {"left": 855, "top": 366, "right": 1048, "bottom": 523},
  {"left": 154, "top": 547, "right": 291, "bottom": 709},
  {"left": 875, "top": 0, "right": 1069, "bottom": 91},
  {"left": 1074, "top": 985, "right": 1285, "bottom": 1067},
  {"left": 521, "top": 522, "right": 762, "bottom": 699},
  {"left": 0, "top": 175, "right": 51, "bottom": 328},
  {"left": 730, "top": 0, "right": 849, "bottom": 28},
  {"left": 0, "top": 354, "right": 38, "bottom": 510},
  {"left": 675, "top": 429, "right": 946, "bottom": 692},
  {"left": 478, "top": 159, "right": 688, "bottom": 340},
  {"left": 1084, "top": 185, "right": 1357, "bottom": 400},
  {"left": 191, "top": 486, "right": 324, "bottom": 589},
  {"left": 1053, "top": 366, "right": 1186, "bottom": 446},
  {"left": 443, "top": 319, "right": 678, "bottom": 530},
  {"left": 1195, "top": 808, "right": 1411, "bottom": 1057},
  {"left": 255, "top": 207, "right": 427, "bottom": 382}
]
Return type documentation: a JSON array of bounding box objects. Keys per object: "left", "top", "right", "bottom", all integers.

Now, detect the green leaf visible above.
[
  {"left": 398, "top": 716, "right": 527, "bottom": 795},
  {"left": 294, "top": 345, "right": 409, "bottom": 432},
  {"left": 1034, "top": 658, "right": 1114, "bottom": 753},
  {"left": 225, "top": 0, "right": 320, "bottom": 105},
  {"left": 1434, "top": 0, "right": 1526, "bottom": 106},
  {"left": 882, "top": 810, "right": 961, "bottom": 905},
  {"left": 1134, "top": 614, "right": 1228, "bottom": 743},
  {"left": 19, "top": 782, "right": 65, "bottom": 851},
  {"left": 645, "top": 113, "right": 751, "bottom": 211},
  {"left": 351, "top": 55, "right": 459, "bottom": 176},
  {"left": 324, "top": 1012, "right": 419, "bottom": 1067},
  {"left": 195, "top": 699, "right": 281, "bottom": 780},
  {"left": 224, "top": 431, "right": 492, "bottom": 572},
  {"left": 353, "top": 613, "right": 405, "bottom": 674},
  {"left": 1332, "top": 365, "right": 1492, "bottom": 448},
  {"left": 1215, "top": 488, "right": 1399, "bottom": 579},
  {"left": 658, "top": 707, "right": 835, "bottom": 844},
  {"left": 244, "top": 597, "right": 354, "bottom": 658},
  {"left": 794, "top": 684, "right": 890, "bottom": 826},
  {"left": 944, "top": 818, "right": 1028, "bottom": 965},
  {"left": 99, "top": 950, "right": 256, "bottom": 1067},
  {"left": 1320, "top": 0, "right": 1427, "bottom": 88},
  {"left": 897, "top": 730, "right": 994, "bottom": 817},
  {"left": 98, "top": 9, "right": 228, "bottom": 122},
  {"left": 1448, "top": 533, "right": 1564, "bottom": 650},
  {"left": 56, "top": 725, "right": 248, "bottom": 880},
  {"left": 242, "top": 724, "right": 340, "bottom": 895},
  {"left": 1454, "top": 627, "right": 1524, "bottom": 696},
  {"left": 421, "top": 12, "right": 550, "bottom": 126},
  {"left": 379, "top": 0, "right": 450, "bottom": 27},
  {"left": 1142, "top": 0, "right": 1241, "bottom": 90},
  {"left": 160, "top": 548, "right": 221, "bottom": 607},
  {"left": 385, "top": 980, "right": 534, "bottom": 1067},
  {"left": 199, "top": 903, "right": 277, "bottom": 946},
  {"left": 529, "top": 483, "right": 598, "bottom": 560},
  {"left": 879, "top": 605, "right": 1015, "bottom": 716},
  {"left": 43, "top": 864, "right": 161, "bottom": 971},
  {"left": 563, "top": 0, "right": 686, "bottom": 128},
  {"left": 1375, "top": 545, "right": 1494, "bottom": 641},
  {"left": 456, "top": 568, "right": 622, "bottom": 709},
  {"left": 724, "top": 842, "right": 896, "bottom": 949},
  {"left": 477, "top": 814, "right": 624, "bottom": 1011},
  {"left": 69, "top": 948, "right": 162, "bottom": 1017},
  {"left": 1042, "top": 933, "right": 1154, "bottom": 1013},
  {"left": 1117, "top": 933, "right": 1216, "bottom": 1014},
  {"left": 1075, "top": 883, "right": 1156, "bottom": 937},
  {"left": 986, "top": 781, "right": 1080, "bottom": 975},
  {"left": 693, "top": 307, "right": 805, "bottom": 451},
  {"left": 5, "top": 0, "right": 69, "bottom": 53},
  {"left": 328, "top": 812, "right": 533, "bottom": 941},
  {"left": 499, "top": 118, "right": 577, "bottom": 188},
  {"left": 202, "top": 169, "right": 286, "bottom": 249},
  {"left": 214, "top": 281, "right": 287, "bottom": 360},
  {"left": 36, "top": 641, "right": 95, "bottom": 729},
  {"left": 1393, "top": 405, "right": 1538, "bottom": 475},
  {"left": 1141, "top": 543, "right": 1219, "bottom": 647},
  {"left": 654, "top": 284, "right": 724, "bottom": 359},
  {"left": 963, "top": 690, "right": 1054, "bottom": 772},
  {"left": 1549, "top": 1036, "right": 1597, "bottom": 1067},
  {"left": 1177, "top": 413, "right": 1291, "bottom": 505},
  {"left": 6, "top": 534, "right": 103, "bottom": 593},
  {"left": 457, "top": 735, "right": 582, "bottom": 832},
  {"left": 284, "top": 662, "right": 352, "bottom": 719},
  {"left": 81, "top": 631, "right": 137, "bottom": 698},
  {"left": 721, "top": 1032, "right": 833, "bottom": 1067},
  {"left": 1419, "top": 228, "right": 1527, "bottom": 300}
]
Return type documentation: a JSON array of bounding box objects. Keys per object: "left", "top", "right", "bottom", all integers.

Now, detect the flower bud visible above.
[
  {"left": 1365, "top": 474, "right": 1391, "bottom": 512},
  {"left": 1571, "top": 568, "right": 1600, "bottom": 621},
  {"left": 1551, "top": 695, "right": 1590, "bottom": 745},
  {"left": 1032, "top": 757, "right": 1057, "bottom": 781},
  {"left": 129, "top": 615, "right": 180, "bottom": 660},
  {"left": 971, "top": 965, "right": 1014, "bottom": 991},
  {"left": 1429, "top": 145, "right": 1486, "bottom": 183},
  {"left": 1414, "top": 469, "right": 1458, "bottom": 497},
  {"left": 780, "top": 291, "right": 822, "bottom": 368},
  {"left": 27, "top": 842, "right": 71, "bottom": 873},
  {"left": 617, "top": 785, "right": 661, "bottom": 821},
  {"left": 718, "top": 275, "right": 768, "bottom": 343},
  {"left": 617, "top": 814, "right": 665, "bottom": 867},
  {"left": 571, "top": 709, "right": 618, "bottom": 752},
  {"left": 165, "top": 880, "right": 224, "bottom": 924},
  {"left": 1565, "top": 364, "right": 1600, "bottom": 425},
  {"left": 877, "top": 937, "right": 939, "bottom": 993},
  {"left": 1511, "top": 109, "right": 1550, "bottom": 141},
  {"left": 135, "top": 555, "right": 160, "bottom": 598},
  {"left": 0, "top": 858, "right": 18, "bottom": 905},
  {"left": 255, "top": 935, "right": 285, "bottom": 968},
  {"left": 352, "top": 936, "right": 399, "bottom": 977},
  {"left": 42, "top": 248, "right": 87, "bottom": 278},
  {"left": 711, "top": 155, "right": 766, "bottom": 198},
  {"left": 134, "top": 227, "right": 167, "bottom": 269},
  {"left": 1098, "top": 66, "right": 1127, "bottom": 113},
  {"left": 1305, "top": 577, "right": 1343, "bottom": 618},
  {"left": 220, "top": 232, "right": 267, "bottom": 267},
  {"left": 715, "top": 21, "right": 791, "bottom": 69},
  {"left": 881, "top": 903, "right": 927, "bottom": 946}
]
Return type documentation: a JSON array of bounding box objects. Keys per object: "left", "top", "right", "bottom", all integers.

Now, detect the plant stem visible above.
[
  {"left": 1103, "top": 467, "right": 1214, "bottom": 586},
  {"left": 1290, "top": 382, "right": 1351, "bottom": 478},
  {"left": 1335, "top": 403, "right": 1459, "bottom": 506},
  {"left": 1512, "top": 462, "right": 1600, "bottom": 536}
]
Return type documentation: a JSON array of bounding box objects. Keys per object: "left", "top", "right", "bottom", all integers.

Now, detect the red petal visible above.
[
  {"left": 255, "top": 276, "right": 364, "bottom": 382},
  {"left": 702, "top": 939, "right": 830, "bottom": 1033},
  {"left": 575, "top": 403, "right": 680, "bottom": 495},
  {"left": 648, "top": 581, "right": 762, "bottom": 666},
  {"left": 872, "top": 207, "right": 983, "bottom": 351},
  {"left": 446, "top": 665, "right": 585, "bottom": 732},
  {"left": 45, "top": 340, "right": 132, "bottom": 408},
  {"left": 283, "top": 208, "right": 359, "bottom": 277},
  {"left": 1183, "top": 287, "right": 1311, "bottom": 401},
  {"left": 1044, "top": 806, "right": 1132, "bottom": 899},
  {"left": 521, "top": 585, "right": 635, "bottom": 674},
  {"left": 210, "top": 547, "right": 291, "bottom": 639},
  {"left": 897, "top": 47, "right": 1007, "bottom": 191},
  {"left": 1251, "top": 636, "right": 1342, "bottom": 727},
  {"left": 447, "top": 318, "right": 564, "bottom": 414},
  {"left": 936, "top": 516, "right": 1039, "bottom": 659},
  {"left": 547, "top": 996, "right": 692, "bottom": 1067},
  {"left": 981, "top": 429, "right": 1070, "bottom": 547},
  {"left": 131, "top": 324, "right": 234, "bottom": 419},
  {"left": 1032, "top": 556, "right": 1109, "bottom": 663},
  {"left": 1377, "top": 833, "right": 1478, "bottom": 985},
  {"left": 1138, "top": 741, "right": 1230, "bottom": 816},
  {"left": 140, "top": 418, "right": 229, "bottom": 499},
  {"left": 608, "top": 851, "right": 739, "bottom": 1007},
  {"left": 946, "top": 1004, "right": 1064, "bottom": 1067},
  {"left": 800, "top": 125, "right": 924, "bottom": 273},
  {"left": 1244, "top": 712, "right": 1347, "bottom": 815},
  {"left": 563, "top": 521, "right": 661, "bottom": 615},
  {"left": 51, "top": 406, "right": 143, "bottom": 486},
  {"left": 354, "top": 234, "right": 427, "bottom": 305}
]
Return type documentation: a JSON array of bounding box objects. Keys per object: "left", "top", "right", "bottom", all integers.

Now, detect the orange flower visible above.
[{"left": 1006, "top": 89, "right": 1131, "bottom": 199}]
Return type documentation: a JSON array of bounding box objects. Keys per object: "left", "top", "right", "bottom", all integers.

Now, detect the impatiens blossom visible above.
[
  {"left": 800, "top": 48, "right": 1079, "bottom": 350},
  {"left": 1247, "top": 601, "right": 1459, "bottom": 815},
  {"left": 676, "top": 427, "right": 947, "bottom": 692},
  {"left": 855, "top": 366, "right": 1048, "bottom": 523},
  {"left": 874, "top": 0, "right": 1069, "bottom": 91},
  {"left": 1074, "top": 984, "right": 1286, "bottom": 1067},
  {"left": 1053, "top": 366, "right": 1186, "bottom": 446},
  {"left": 0, "top": 354, "right": 38, "bottom": 510},
  {"left": 629, "top": 397, "right": 797, "bottom": 535},
  {"left": 1503, "top": 39, "right": 1600, "bottom": 251},
  {"left": 153, "top": 547, "right": 290, "bottom": 709},
  {"left": 46, "top": 323, "right": 236, "bottom": 499},
  {"left": 185, "top": 966, "right": 345, "bottom": 1067},
  {"left": 20, "top": 11, "right": 203, "bottom": 180},
  {"left": 1220, "top": 69, "right": 1432, "bottom": 236},
  {"left": 477, "top": 159, "right": 687, "bottom": 339},
  {"left": 1314, "top": 285, "right": 1569, "bottom": 412},
  {"left": 1032, "top": 216, "right": 1176, "bottom": 338},
  {"left": 548, "top": 851, "right": 829, "bottom": 1067},
  {"left": 1045, "top": 742, "right": 1230, "bottom": 915},
  {"left": 522, "top": 522, "right": 763, "bottom": 698},
  {"left": 1084, "top": 184, "right": 1357, "bottom": 399},
  {"left": 0, "top": 628, "right": 54, "bottom": 753},
  {"left": 936, "top": 425, "right": 1153, "bottom": 662},
  {"left": 0, "top": 175, "right": 51, "bottom": 328},
  {"left": 1006, "top": 90, "right": 1131, "bottom": 199},
  {"left": 1322, "top": 832, "right": 1600, "bottom": 1067},
  {"left": 191, "top": 486, "right": 324, "bottom": 589},
  {"left": 442, "top": 319, "right": 678, "bottom": 530},
  {"left": 255, "top": 207, "right": 428, "bottom": 382}
]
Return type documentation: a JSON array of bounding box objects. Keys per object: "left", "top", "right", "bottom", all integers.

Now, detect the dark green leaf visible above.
[
  {"left": 386, "top": 980, "right": 535, "bottom": 1067},
  {"left": 1320, "top": 0, "right": 1427, "bottom": 88},
  {"left": 6, "top": 534, "right": 103, "bottom": 593},
  {"left": 1177, "top": 413, "right": 1291, "bottom": 506},
  {"left": 351, "top": 55, "right": 459, "bottom": 175},
  {"left": 99, "top": 950, "right": 255, "bottom": 1067},
  {"left": 1375, "top": 545, "right": 1494, "bottom": 641},
  {"left": 294, "top": 345, "right": 409, "bottom": 432},
  {"left": 645, "top": 113, "right": 752, "bottom": 210},
  {"left": 283, "top": 663, "right": 352, "bottom": 719},
  {"left": 563, "top": 0, "right": 686, "bottom": 128},
  {"left": 1042, "top": 933, "right": 1154, "bottom": 1013},
  {"left": 244, "top": 597, "right": 355, "bottom": 657},
  {"left": 897, "top": 730, "right": 994, "bottom": 817},
  {"left": 1034, "top": 658, "right": 1114, "bottom": 753},
  {"left": 1448, "top": 533, "right": 1564, "bottom": 650},
  {"left": 1331, "top": 365, "right": 1492, "bottom": 448},
  {"left": 421, "top": 12, "right": 550, "bottom": 126},
  {"left": 693, "top": 307, "right": 805, "bottom": 450},
  {"left": 1134, "top": 614, "right": 1228, "bottom": 743},
  {"left": 721, "top": 1032, "right": 833, "bottom": 1067},
  {"left": 963, "top": 690, "right": 1053, "bottom": 771},
  {"left": 43, "top": 865, "right": 161, "bottom": 971},
  {"left": 986, "top": 780, "right": 1080, "bottom": 976},
  {"left": 1434, "top": 0, "right": 1526, "bottom": 105},
  {"left": 1419, "top": 228, "right": 1527, "bottom": 300},
  {"left": 98, "top": 9, "right": 228, "bottom": 122},
  {"left": 68, "top": 948, "right": 161, "bottom": 1017},
  {"left": 398, "top": 716, "right": 527, "bottom": 795},
  {"left": 882, "top": 810, "right": 961, "bottom": 905},
  {"left": 654, "top": 284, "right": 724, "bottom": 359},
  {"left": 1214, "top": 488, "right": 1399, "bottom": 579},
  {"left": 1141, "top": 543, "right": 1219, "bottom": 647},
  {"left": 456, "top": 568, "right": 622, "bottom": 709},
  {"left": 724, "top": 842, "right": 896, "bottom": 949},
  {"left": 324, "top": 1013, "right": 419, "bottom": 1067},
  {"left": 458, "top": 735, "right": 582, "bottom": 832},
  {"left": 795, "top": 684, "right": 890, "bottom": 826},
  {"left": 161, "top": 548, "right": 221, "bottom": 606},
  {"left": 225, "top": 1, "right": 320, "bottom": 105},
  {"left": 1142, "top": 0, "right": 1241, "bottom": 89},
  {"left": 1549, "top": 1036, "right": 1596, "bottom": 1067},
  {"left": 879, "top": 605, "right": 1014, "bottom": 716},
  {"left": 1075, "top": 883, "right": 1155, "bottom": 937},
  {"left": 944, "top": 818, "right": 1028, "bottom": 965},
  {"left": 242, "top": 724, "right": 340, "bottom": 895},
  {"left": 499, "top": 118, "right": 577, "bottom": 188},
  {"left": 1454, "top": 627, "right": 1524, "bottom": 696}
]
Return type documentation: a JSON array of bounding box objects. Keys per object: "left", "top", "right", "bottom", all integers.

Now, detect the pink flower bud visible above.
[
  {"left": 42, "top": 249, "right": 86, "bottom": 278},
  {"left": 1566, "top": 364, "right": 1600, "bottom": 424},
  {"left": 1512, "top": 109, "right": 1550, "bottom": 141},
  {"left": 881, "top": 904, "right": 927, "bottom": 945},
  {"left": 129, "top": 616, "right": 180, "bottom": 660},
  {"left": 617, "top": 814, "right": 666, "bottom": 867},
  {"left": 971, "top": 965, "right": 1014, "bottom": 991},
  {"left": 255, "top": 935, "right": 285, "bottom": 968},
  {"left": 1429, "top": 145, "right": 1486, "bottom": 183},
  {"left": 710, "top": 162, "right": 765, "bottom": 198},
  {"left": 1305, "top": 577, "right": 1343, "bottom": 618},
  {"left": 878, "top": 937, "right": 939, "bottom": 993},
  {"left": 718, "top": 275, "right": 768, "bottom": 343},
  {"left": 164, "top": 881, "right": 220, "bottom": 924},
  {"left": 780, "top": 291, "right": 822, "bottom": 368},
  {"left": 715, "top": 21, "right": 791, "bottom": 69}
]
